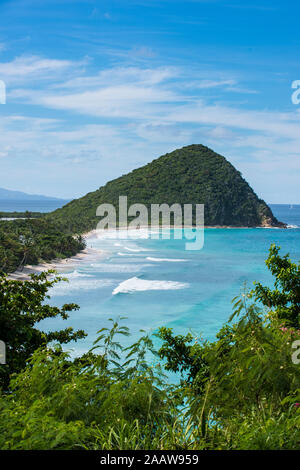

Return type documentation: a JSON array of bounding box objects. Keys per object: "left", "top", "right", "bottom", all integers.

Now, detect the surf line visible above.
[{"left": 95, "top": 196, "right": 205, "bottom": 251}]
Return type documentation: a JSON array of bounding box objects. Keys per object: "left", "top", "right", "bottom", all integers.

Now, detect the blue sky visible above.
[{"left": 0, "top": 0, "right": 299, "bottom": 202}]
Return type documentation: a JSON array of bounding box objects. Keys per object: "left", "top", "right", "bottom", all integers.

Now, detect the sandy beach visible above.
[
  {"left": 6, "top": 222, "right": 285, "bottom": 281},
  {"left": 7, "top": 245, "right": 103, "bottom": 281}
]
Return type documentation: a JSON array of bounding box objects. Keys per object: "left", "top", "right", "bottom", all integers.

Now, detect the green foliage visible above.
[
  {"left": 157, "top": 328, "right": 209, "bottom": 391},
  {"left": 156, "top": 245, "right": 300, "bottom": 448},
  {"left": 0, "top": 211, "right": 43, "bottom": 219},
  {"left": 0, "top": 245, "right": 299, "bottom": 450},
  {"left": 0, "top": 145, "right": 283, "bottom": 274},
  {"left": 231, "top": 407, "right": 300, "bottom": 450},
  {"left": 0, "top": 217, "right": 85, "bottom": 272},
  {"left": 48, "top": 145, "right": 282, "bottom": 232},
  {"left": 253, "top": 244, "right": 300, "bottom": 328},
  {"left": 0, "top": 271, "right": 86, "bottom": 390},
  {"left": 0, "top": 322, "right": 176, "bottom": 450}
]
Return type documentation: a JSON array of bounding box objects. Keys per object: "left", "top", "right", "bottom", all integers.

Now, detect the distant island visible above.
[
  {"left": 50, "top": 144, "right": 285, "bottom": 231},
  {"left": 0, "top": 187, "right": 65, "bottom": 201}
]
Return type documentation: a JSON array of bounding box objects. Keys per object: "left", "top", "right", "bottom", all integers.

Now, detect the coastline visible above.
[
  {"left": 86, "top": 223, "right": 286, "bottom": 233},
  {"left": 7, "top": 246, "right": 103, "bottom": 281},
  {"left": 6, "top": 222, "right": 289, "bottom": 281}
]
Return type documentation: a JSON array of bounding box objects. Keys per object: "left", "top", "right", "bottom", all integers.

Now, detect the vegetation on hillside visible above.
[
  {"left": 49, "top": 145, "right": 283, "bottom": 231},
  {"left": 0, "top": 211, "right": 43, "bottom": 219},
  {"left": 0, "top": 245, "right": 299, "bottom": 450},
  {"left": 0, "top": 145, "right": 285, "bottom": 274},
  {"left": 0, "top": 218, "right": 85, "bottom": 273},
  {"left": 0, "top": 270, "right": 86, "bottom": 391}
]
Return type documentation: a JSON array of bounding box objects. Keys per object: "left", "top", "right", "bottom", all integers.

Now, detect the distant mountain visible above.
[
  {"left": 0, "top": 187, "right": 64, "bottom": 201},
  {"left": 49, "top": 144, "right": 285, "bottom": 229}
]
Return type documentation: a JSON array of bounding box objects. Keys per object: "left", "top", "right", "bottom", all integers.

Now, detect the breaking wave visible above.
[
  {"left": 112, "top": 276, "right": 189, "bottom": 295},
  {"left": 146, "top": 257, "right": 187, "bottom": 262}
]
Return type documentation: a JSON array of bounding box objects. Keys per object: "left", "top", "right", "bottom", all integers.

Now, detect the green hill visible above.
[
  {"left": 0, "top": 145, "right": 285, "bottom": 273},
  {"left": 49, "top": 145, "right": 284, "bottom": 231}
]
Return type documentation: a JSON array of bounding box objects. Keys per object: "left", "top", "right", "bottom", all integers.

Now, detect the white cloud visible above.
[
  {"left": 19, "top": 75, "right": 300, "bottom": 151},
  {"left": 10, "top": 65, "right": 181, "bottom": 119},
  {"left": 2, "top": 58, "right": 300, "bottom": 201},
  {"left": 38, "top": 85, "right": 179, "bottom": 119},
  {"left": 54, "top": 66, "right": 176, "bottom": 89},
  {"left": 195, "top": 79, "right": 237, "bottom": 89},
  {"left": 0, "top": 55, "right": 78, "bottom": 84},
  {"left": 9, "top": 62, "right": 296, "bottom": 146},
  {"left": 166, "top": 101, "right": 300, "bottom": 141}
]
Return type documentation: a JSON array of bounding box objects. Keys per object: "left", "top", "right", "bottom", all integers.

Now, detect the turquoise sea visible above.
[
  {"left": 36, "top": 204, "right": 300, "bottom": 355},
  {"left": 0, "top": 199, "right": 68, "bottom": 212}
]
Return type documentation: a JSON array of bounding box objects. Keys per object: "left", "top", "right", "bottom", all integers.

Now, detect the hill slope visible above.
[
  {"left": 0, "top": 187, "right": 63, "bottom": 201},
  {"left": 49, "top": 145, "right": 284, "bottom": 230}
]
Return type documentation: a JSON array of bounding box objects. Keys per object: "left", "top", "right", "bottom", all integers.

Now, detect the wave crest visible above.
[
  {"left": 146, "top": 257, "right": 187, "bottom": 262},
  {"left": 112, "top": 276, "right": 189, "bottom": 295}
]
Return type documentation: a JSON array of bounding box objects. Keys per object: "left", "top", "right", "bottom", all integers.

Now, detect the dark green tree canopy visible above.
[
  {"left": 253, "top": 244, "right": 300, "bottom": 328},
  {"left": 0, "top": 270, "right": 86, "bottom": 390},
  {"left": 49, "top": 145, "right": 284, "bottom": 231}
]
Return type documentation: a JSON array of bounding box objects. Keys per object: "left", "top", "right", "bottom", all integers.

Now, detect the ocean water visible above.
[
  {"left": 38, "top": 204, "right": 300, "bottom": 356},
  {"left": 0, "top": 199, "right": 68, "bottom": 212}
]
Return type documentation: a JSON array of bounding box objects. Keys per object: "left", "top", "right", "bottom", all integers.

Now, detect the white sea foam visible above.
[
  {"left": 90, "top": 263, "right": 149, "bottom": 273},
  {"left": 95, "top": 228, "right": 150, "bottom": 240},
  {"left": 146, "top": 257, "right": 187, "bottom": 262},
  {"left": 66, "top": 270, "right": 93, "bottom": 278},
  {"left": 287, "top": 224, "right": 299, "bottom": 229},
  {"left": 112, "top": 276, "right": 189, "bottom": 295},
  {"left": 124, "top": 246, "right": 147, "bottom": 252},
  {"left": 50, "top": 278, "right": 114, "bottom": 296},
  {"left": 118, "top": 250, "right": 150, "bottom": 257}
]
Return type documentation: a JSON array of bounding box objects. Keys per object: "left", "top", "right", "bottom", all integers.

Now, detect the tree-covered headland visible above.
[
  {"left": 0, "top": 145, "right": 285, "bottom": 274},
  {"left": 49, "top": 145, "right": 284, "bottom": 231}
]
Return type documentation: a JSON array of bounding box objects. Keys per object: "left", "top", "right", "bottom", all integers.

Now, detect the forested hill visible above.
[
  {"left": 0, "top": 145, "right": 285, "bottom": 273},
  {"left": 49, "top": 145, "right": 284, "bottom": 231}
]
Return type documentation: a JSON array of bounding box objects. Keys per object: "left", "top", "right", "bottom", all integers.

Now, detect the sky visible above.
[{"left": 0, "top": 0, "right": 300, "bottom": 203}]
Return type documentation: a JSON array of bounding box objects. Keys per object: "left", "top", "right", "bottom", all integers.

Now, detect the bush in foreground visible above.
[{"left": 0, "top": 245, "right": 299, "bottom": 450}]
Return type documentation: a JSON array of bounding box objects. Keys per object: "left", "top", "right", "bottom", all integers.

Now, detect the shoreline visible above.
[
  {"left": 87, "top": 223, "right": 287, "bottom": 235},
  {"left": 6, "top": 222, "right": 291, "bottom": 281},
  {"left": 7, "top": 246, "right": 103, "bottom": 281}
]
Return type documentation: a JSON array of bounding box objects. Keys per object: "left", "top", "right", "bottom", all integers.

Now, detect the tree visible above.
[
  {"left": 0, "top": 270, "right": 86, "bottom": 391},
  {"left": 253, "top": 244, "right": 300, "bottom": 328}
]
